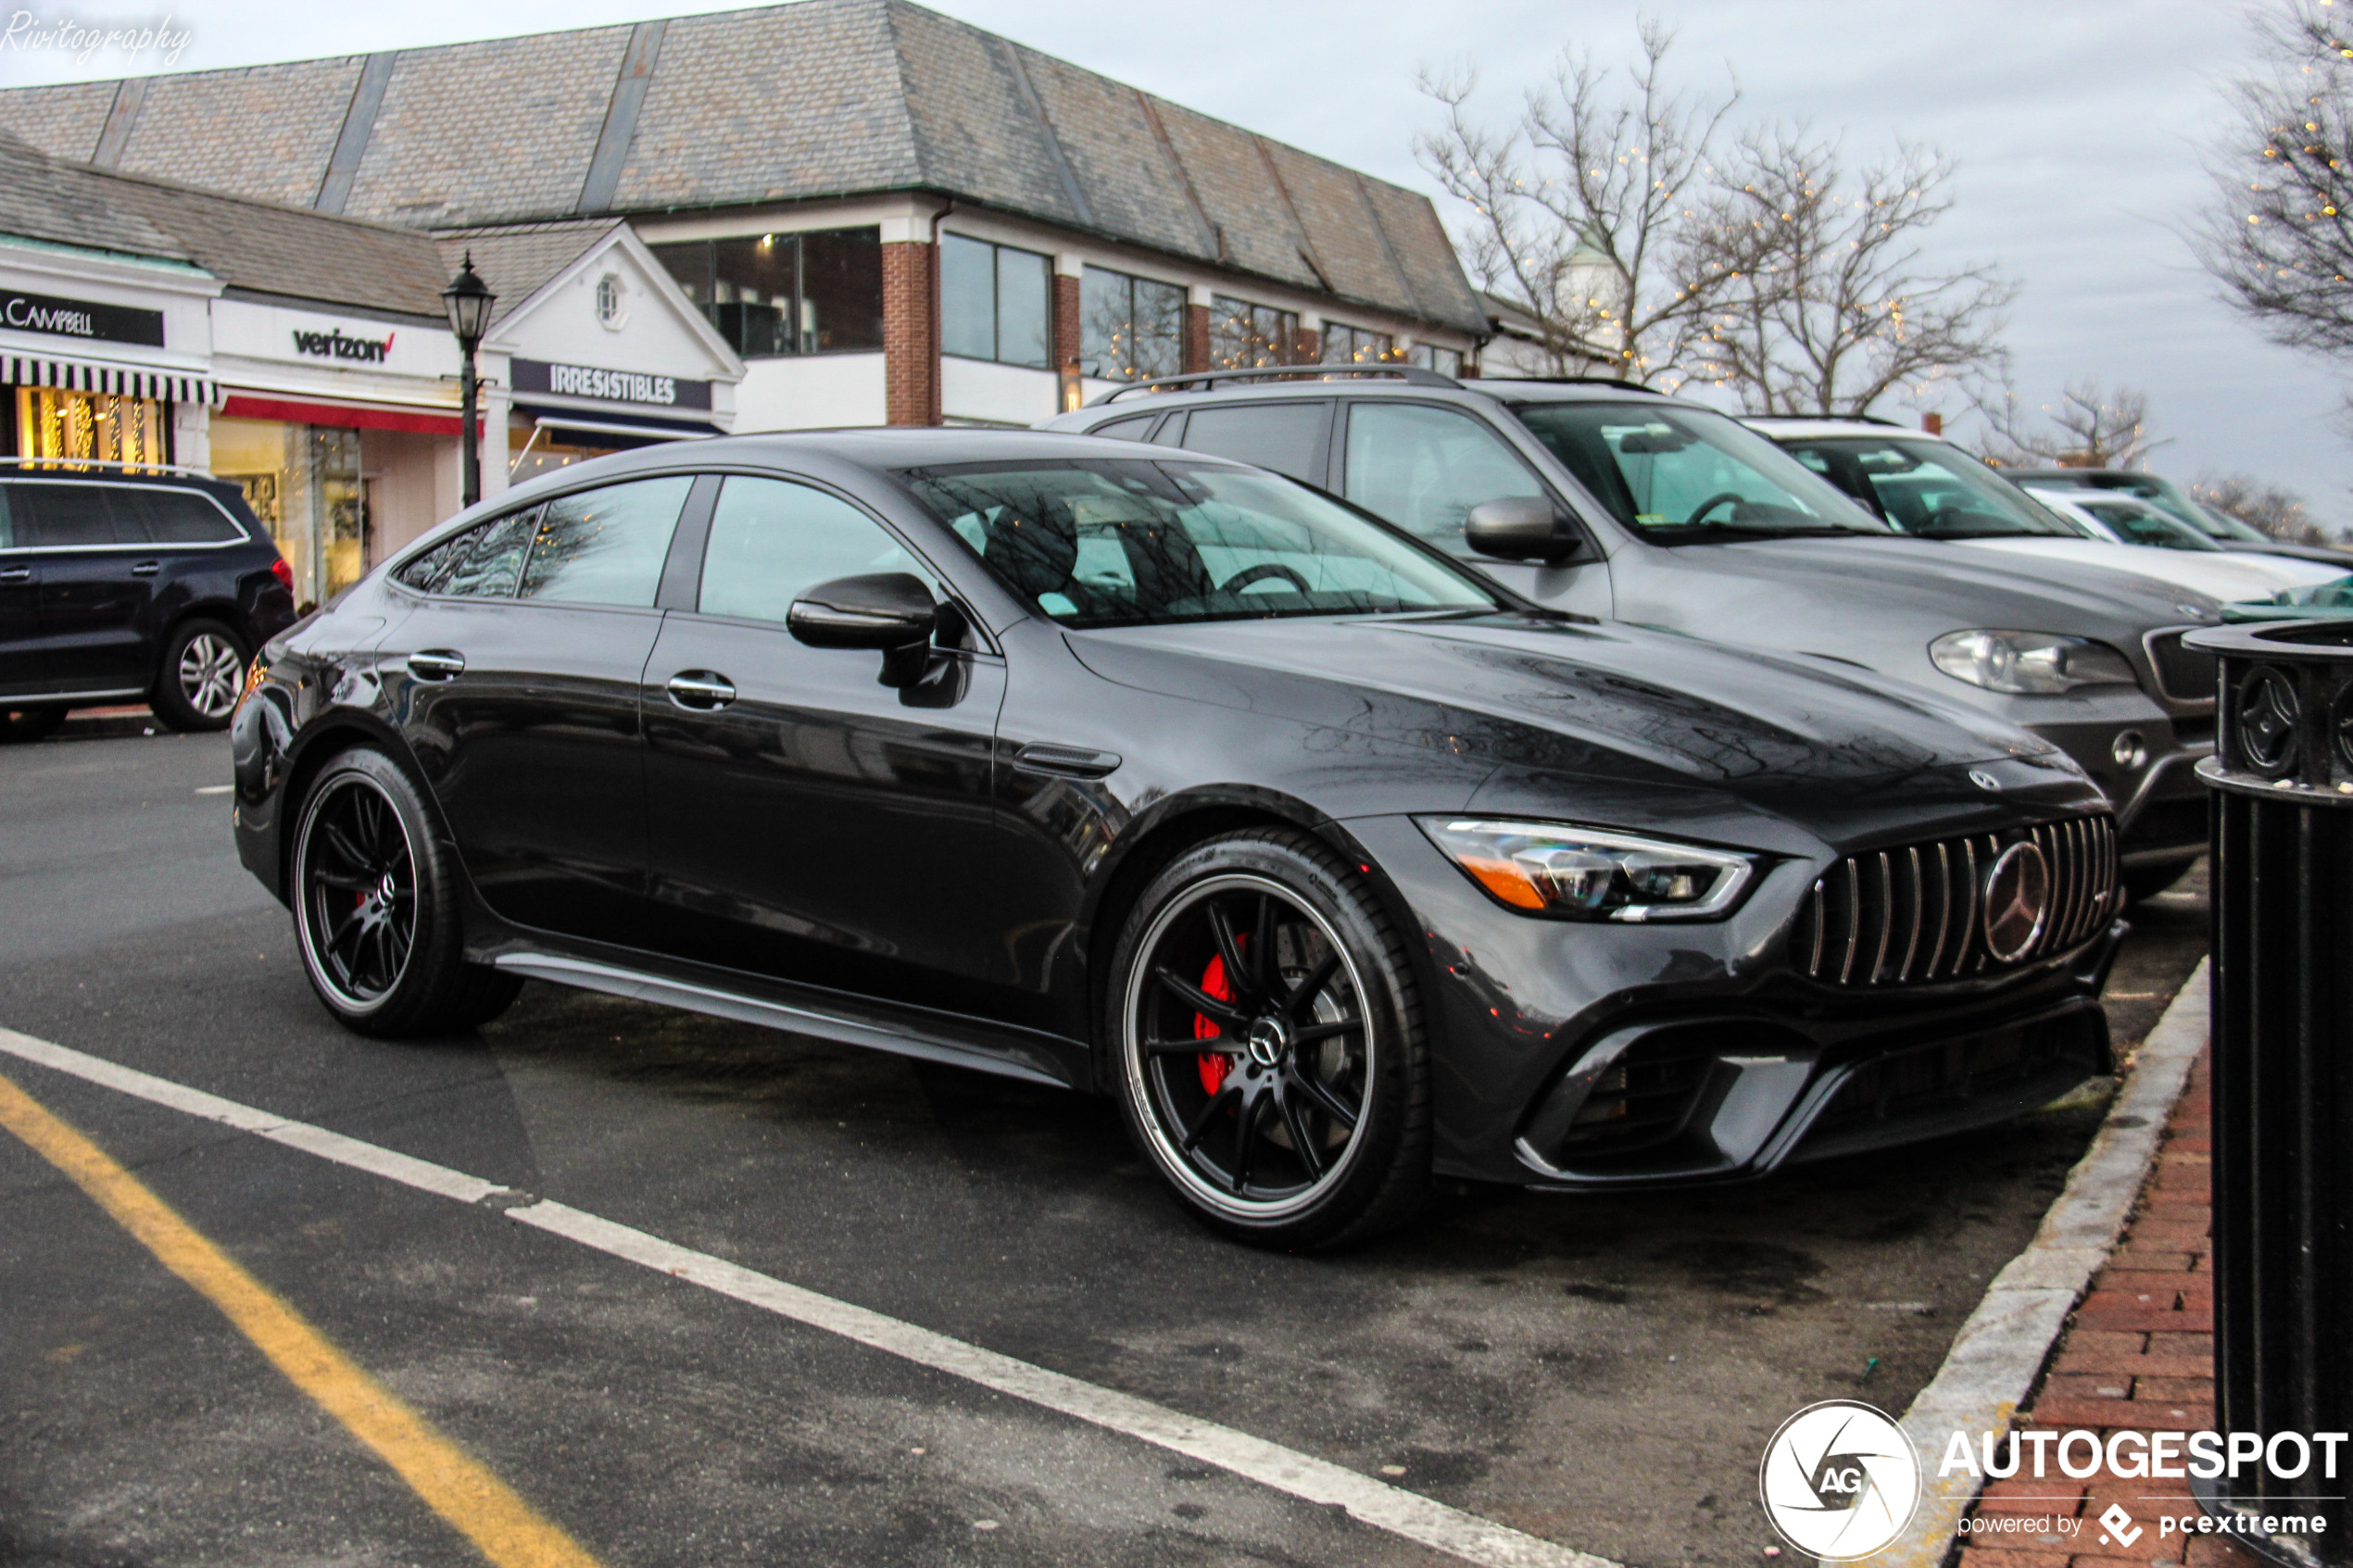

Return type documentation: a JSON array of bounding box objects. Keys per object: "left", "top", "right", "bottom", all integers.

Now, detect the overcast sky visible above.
[{"left": 4, "top": 1, "right": 2338, "bottom": 523}]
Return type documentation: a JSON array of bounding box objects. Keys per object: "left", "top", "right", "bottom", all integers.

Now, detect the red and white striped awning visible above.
[{"left": 1, "top": 352, "right": 215, "bottom": 405}]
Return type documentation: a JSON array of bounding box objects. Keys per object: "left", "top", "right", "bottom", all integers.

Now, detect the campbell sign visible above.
[
  {"left": 0, "top": 288, "right": 165, "bottom": 347},
  {"left": 511, "top": 357, "right": 711, "bottom": 410}
]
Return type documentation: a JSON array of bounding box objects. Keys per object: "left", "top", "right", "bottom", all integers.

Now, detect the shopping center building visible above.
[{"left": 0, "top": 0, "right": 1489, "bottom": 439}]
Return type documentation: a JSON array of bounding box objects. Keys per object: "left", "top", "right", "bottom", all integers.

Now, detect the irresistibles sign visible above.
[
  {"left": 0, "top": 288, "right": 165, "bottom": 346},
  {"left": 511, "top": 357, "right": 712, "bottom": 410}
]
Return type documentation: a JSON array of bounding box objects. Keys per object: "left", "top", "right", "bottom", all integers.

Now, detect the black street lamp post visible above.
[{"left": 441, "top": 255, "right": 496, "bottom": 508}]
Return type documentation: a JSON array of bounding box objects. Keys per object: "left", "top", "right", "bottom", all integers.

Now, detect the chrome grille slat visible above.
[{"left": 1794, "top": 816, "right": 2116, "bottom": 988}]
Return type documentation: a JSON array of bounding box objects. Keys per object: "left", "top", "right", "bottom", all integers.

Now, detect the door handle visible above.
[
  {"left": 129, "top": 560, "right": 160, "bottom": 577},
  {"left": 665, "top": 671, "right": 736, "bottom": 710},
  {"left": 0, "top": 564, "right": 28, "bottom": 583},
  {"left": 409, "top": 649, "right": 466, "bottom": 682}
]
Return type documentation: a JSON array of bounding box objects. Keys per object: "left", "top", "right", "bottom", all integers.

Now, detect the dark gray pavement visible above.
[{"left": 0, "top": 730, "right": 2208, "bottom": 1568}]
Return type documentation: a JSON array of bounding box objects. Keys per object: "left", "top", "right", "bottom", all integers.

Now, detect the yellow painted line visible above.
[{"left": 0, "top": 1069, "right": 606, "bottom": 1568}]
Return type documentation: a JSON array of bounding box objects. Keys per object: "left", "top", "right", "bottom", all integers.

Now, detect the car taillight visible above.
[{"left": 271, "top": 558, "right": 293, "bottom": 591}]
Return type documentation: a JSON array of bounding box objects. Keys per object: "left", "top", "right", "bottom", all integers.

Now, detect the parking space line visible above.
[
  {"left": 0, "top": 1066, "right": 607, "bottom": 1568},
  {"left": 0, "top": 1025, "right": 1613, "bottom": 1568}
]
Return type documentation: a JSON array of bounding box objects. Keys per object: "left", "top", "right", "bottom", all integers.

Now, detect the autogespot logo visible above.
[{"left": 1759, "top": 1400, "right": 1922, "bottom": 1561}]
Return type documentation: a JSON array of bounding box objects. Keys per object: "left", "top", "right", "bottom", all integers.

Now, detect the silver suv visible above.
[{"left": 1040, "top": 370, "right": 2217, "bottom": 898}]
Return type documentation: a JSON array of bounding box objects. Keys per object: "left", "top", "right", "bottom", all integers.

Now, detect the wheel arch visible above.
[{"left": 271, "top": 710, "right": 447, "bottom": 901}]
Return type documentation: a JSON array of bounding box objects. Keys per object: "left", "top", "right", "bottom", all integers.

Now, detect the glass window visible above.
[
  {"left": 1081, "top": 266, "right": 1184, "bottom": 381},
  {"left": 137, "top": 490, "right": 245, "bottom": 544},
  {"left": 1210, "top": 296, "right": 1301, "bottom": 370},
  {"left": 941, "top": 234, "right": 1051, "bottom": 368},
  {"left": 1778, "top": 437, "right": 2078, "bottom": 539},
  {"left": 649, "top": 229, "right": 883, "bottom": 359},
  {"left": 439, "top": 508, "right": 541, "bottom": 599},
  {"left": 2076, "top": 499, "right": 2218, "bottom": 551},
  {"left": 903, "top": 458, "right": 1494, "bottom": 629},
  {"left": 1341, "top": 403, "right": 1544, "bottom": 548},
  {"left": 698, "top": 476, "right": 934, "bottom": 625},
  {"left": 1090, "top": 415, "right": 1157, "bottom": 441},
  {"left": 17, "top": 387, "right": 167, "bottom": 466},
  {"left": 516, "top": 476, "right": 694, "bottom": 607},
  {"left": 1321, "top": 323, "right": 1395, "bottom": 365},
  {"left": 1178, "top": 403, "right": 1328, "bottom": 484},
  {"left": 8, "top": 483, "right": 121, "bottom": 547},
  {"left": 1506, "top": 402, "right": 1885, "bottom": 539},
  {"left": 395, "top": 530, "right": 474, "bottom": 594},
  {"left": 1406, "top": 344, "right": 1463, "bottom": 378}
]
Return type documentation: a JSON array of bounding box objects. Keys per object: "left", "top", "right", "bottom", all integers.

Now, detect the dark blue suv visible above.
[{"left": 0, "top": 464, "right": 297, "bottom": 739}]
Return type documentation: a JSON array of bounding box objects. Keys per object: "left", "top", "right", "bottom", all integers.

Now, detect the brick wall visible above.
[
  {"left": 1294, "top": 325, "right": 1319, "bottom": 365},
  {"left": 882, "top": 239, "right": 939, "bottom": 426},
  {"left": 1184, "top": 302, "right": 1209, "bottom": 374},
  {"left": 1054, "top": 272, "right": 1081, "bottom": 378}
]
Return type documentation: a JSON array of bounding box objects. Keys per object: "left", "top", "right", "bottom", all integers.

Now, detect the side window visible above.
[
  {"left": 395, "top": 530, "right": 474, "bottom": 594},
  {"left": 140, "top": 490, "right": 245, "bottom": 544},
  {"left": 697, "top": 476, "right": 934, "bottom": 626},
  {"left": 1176, "top": 402, "right": 1328, "bottom": 483},
  {"left": 10, "top": 483, "right": 121, "bottom": 547},
  {"left": 1342, "top": 402, "right": 1544, "bottom": 548},
  {"left": 516, "top": 476, "right": 694, "bottom": 608},
  {"left": 1089, "top": 415, "right": 1156, "bottom": 442},
  {"left": 439, "top": 508, "right": 540, "bottom": 599}
]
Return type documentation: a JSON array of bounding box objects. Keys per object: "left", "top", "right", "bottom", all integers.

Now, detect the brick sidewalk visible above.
[{"left": 1958, "top": 1049, "right": 2256, "bottom": 1568}]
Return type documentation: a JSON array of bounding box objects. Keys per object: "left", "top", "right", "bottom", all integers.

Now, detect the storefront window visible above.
[
  {"left": 649, "top": 228, "right": 884, "bottom": 358},
  {"left": 210, "top": 417, "right": 368, "bottom": 609},
  {"left": 1080, "top": 266, "right": 1184, "bottom": 381},
  {"left": 1321, "top": 323, "right": 1399, "bottom": 365},
  {"left": 1407, "top": 344, "right": 1464, "bottom": 377},
  {"left": 1210, "top": 296, "right": 1301, "bottom": 370},
  {"left": 940, "top": 234, "right": 1051, "bottom": 368},
  {"left": 16, "top": 387, "right": 168, "bottom": 466}
]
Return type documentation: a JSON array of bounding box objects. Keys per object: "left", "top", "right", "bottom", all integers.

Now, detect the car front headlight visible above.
[
  {"left": 1928, "top": 630, "right": 2139, "bottom": 695},
  {"left": 1416, "top": 818, "right": 1757, "bottom": 922}
]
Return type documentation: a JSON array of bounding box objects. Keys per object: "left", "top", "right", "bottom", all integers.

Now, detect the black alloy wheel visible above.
[
  {"left": 151, "top": 618, "right": 247, "bottom": 732},
  {"left": 291, "top": 747, "right": 521, "bottom": 1036},
  {"left": 1110, "top": 830, "right": 1428, "bottom": 1248}
]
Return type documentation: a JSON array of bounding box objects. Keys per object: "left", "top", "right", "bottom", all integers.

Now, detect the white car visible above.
[
  {"left": 2020, "top": 488, "right": 2347, "bottom": 597},
  {"left": 1742, "top": 417, "right": 2343, "bottom": 604}
]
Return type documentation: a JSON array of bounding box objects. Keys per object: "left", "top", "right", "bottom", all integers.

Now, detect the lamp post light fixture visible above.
[{"left": 441, "top": 254, "right": 496, "bottom": 508}]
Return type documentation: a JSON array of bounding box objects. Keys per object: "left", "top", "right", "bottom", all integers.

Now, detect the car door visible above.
[
  {"left": 1333, "top": 399, "right": 1615, "bottom": 619},
  {"left": 388, "top": 472, "right": 697, "bottom": 947},
  {"left": 638, "top": 471, "right": 1011, "bottom": 1020},
  {"left": 13, "top": 482, "right": 153, "bottom": 696}
]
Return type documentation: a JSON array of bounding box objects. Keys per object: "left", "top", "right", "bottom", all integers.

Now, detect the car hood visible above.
[
  {"left": 1067, "top": 611, "right": 2079, "bottom": 807},
  {"left": 1615, "top": 534, "right": 2220, "bottom": 639},
  {"left": 1957, "top": 538, "right": 2304, "bottom": 604}
]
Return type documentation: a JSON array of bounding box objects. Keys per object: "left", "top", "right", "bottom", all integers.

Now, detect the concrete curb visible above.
[{"left": 1881, "top": 959, "right": 2211, "bottom": 1568}]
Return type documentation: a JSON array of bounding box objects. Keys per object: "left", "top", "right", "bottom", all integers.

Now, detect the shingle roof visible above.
[
  {"left": 432, "top": 221, "right": 621, "bottom": 329},
  {"left": 0, "top": 0, "right": 1484, "bottom": 334}
]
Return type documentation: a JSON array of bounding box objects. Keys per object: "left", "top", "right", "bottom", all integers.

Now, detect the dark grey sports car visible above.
[{"left": 231, "top": 430, "right": 2123, "bottom": 1248}]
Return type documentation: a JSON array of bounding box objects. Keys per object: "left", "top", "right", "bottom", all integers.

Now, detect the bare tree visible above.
[
  {"left": 1680, "top": 128, "right": 2014, "bottom": 415},
  {"left": 1976, "top": 380, "right": 2162, "bottom": 470},
  {"left": 2193, "top": 471, "right": 2326, "bottom": 542},
  {"left": 1416, "top": 20, "right": 1738, "bottom": 383},
  {"left": 2195, "top": 0, "right": 2353, "bottom": 357}
]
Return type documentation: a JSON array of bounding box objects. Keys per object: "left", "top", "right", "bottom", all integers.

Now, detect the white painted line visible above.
[
  {"left": 1882, "top": 960, "right": 2210, "bottom": 1568},
  {"left": 0, "top": 1025, "right": 1613, "bottom": 1568}
]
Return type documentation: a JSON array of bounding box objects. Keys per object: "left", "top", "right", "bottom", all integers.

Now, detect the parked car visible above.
[
  {"left": 2008, "top": 467, "right": 2353, "bottom": 567},
  {"left": 2022, "top": 487, "right": 2347, "bottom": 595},
  {"left": 233, "top": 429, "right": 2124, "bottom": 1248},
  {"left": 0, "top": 460, "right": 296, "bottom": 740},
  {"left": 1736, "top": 416, "right": 2310, "bottom": 622},
  {"left": 1043, "top": 371, "right": 2217, "bottom": 901}
]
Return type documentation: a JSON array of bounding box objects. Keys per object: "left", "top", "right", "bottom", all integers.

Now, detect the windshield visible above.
[
  {"left": 2188, "top": 500, "right": 2275, "bottom": 545},
  {"left": 900, "top": 458, "right": 1497, "bottom": 629},
  {"left": 2024, "top": 471, "right": 2267, "bottom": 542},
  {"left": 1778, "top": 436, "right": 2082, "bottom": 538},
  {"left": 2068, "top": 497, "right": 2222, "bottom": 552},
  {"left": 1506, "top": 401, "right": 1885, "bottom": 540}
]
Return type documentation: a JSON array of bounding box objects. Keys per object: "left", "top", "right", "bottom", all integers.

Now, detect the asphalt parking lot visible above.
[{"left": 0, "top": 727, "right": 2208, "bottom": 1568}]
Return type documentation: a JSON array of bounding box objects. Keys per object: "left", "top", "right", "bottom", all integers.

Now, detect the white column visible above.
[
  {"left": 171, "top": 399, "right": 211, "bottom": 473},
  {"left": 479, "top": 369, "right": 510, "bottom": 499}
]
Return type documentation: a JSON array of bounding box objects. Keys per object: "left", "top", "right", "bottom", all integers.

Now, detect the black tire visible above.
[
  {"left": 290, "top": 746, "right": 521, "bottom": 1036},
  {"left": 151, "top": 618, "right": 248, "bottom": 732},
  {"left": 1104, "top": 828, "right": 1429, "bottom": 1249},
  {"left": 0, "top": 705, "right": 67, "bottom": 743}
]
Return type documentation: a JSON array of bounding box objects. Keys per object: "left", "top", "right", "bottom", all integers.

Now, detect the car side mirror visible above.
[
  {"left": 787, "top": 571, "right": 939, "bottom": 685},
  {"left": 1465, "top": 496, "right": 1581, "bottom": 562}
]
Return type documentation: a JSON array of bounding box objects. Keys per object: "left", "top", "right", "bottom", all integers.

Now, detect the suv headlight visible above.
[
  {"left": 1416, "top": 819, "right": 1756, "bottom": 922},
  {"left": 1928, "top": 630, "right": 2138, "bottom": 695}
]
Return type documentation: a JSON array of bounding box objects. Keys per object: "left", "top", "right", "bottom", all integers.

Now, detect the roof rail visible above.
[
  {"left": 0, "top": 455, "right": 217, "bottom": 480},
  {"left": 1480, "top": 375, "right": 1662, "bottom": 395},
  {"left": 1089, "top": 363, "right": 1461, "bottom": 406},
  {"left": 1738, "top": 412, "right": 1904, "bottom": 428}
]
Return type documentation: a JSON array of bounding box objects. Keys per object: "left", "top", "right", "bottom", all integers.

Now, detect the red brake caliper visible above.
[{"left": 1193, "top": 946, "right": 1240, "bottom": 1095}]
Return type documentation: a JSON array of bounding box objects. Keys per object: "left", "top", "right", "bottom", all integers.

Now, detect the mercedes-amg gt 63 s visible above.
[{"left": 232, "top": 430, "right": 2125, "bottom": 1248}]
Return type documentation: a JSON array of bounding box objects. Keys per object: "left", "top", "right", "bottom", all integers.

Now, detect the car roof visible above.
[
  {"left": 1057, "top": 373, "right": 1686, "bottom": 423},
  {"left": 2024, "top": 486, "right": 2167, "bottom": 513},
  {"left": 1740, "top": 416, "right": 1935, "bottom": 441}
]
